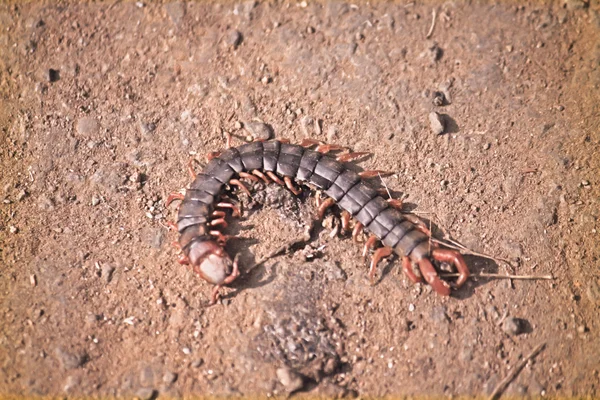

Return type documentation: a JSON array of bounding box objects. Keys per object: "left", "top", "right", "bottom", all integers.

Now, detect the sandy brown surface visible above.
[{"left": 1, "top": 0, "right": 599, "bottom": 397}]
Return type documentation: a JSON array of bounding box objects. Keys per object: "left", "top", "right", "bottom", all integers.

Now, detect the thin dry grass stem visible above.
[{"left": 440, "top": 272, "right": 554, "bottom": 281}]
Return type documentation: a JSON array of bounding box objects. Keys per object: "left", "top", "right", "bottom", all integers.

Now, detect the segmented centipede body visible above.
[{"left": 169, "top": 139, "right": 470, "bottom": 304}]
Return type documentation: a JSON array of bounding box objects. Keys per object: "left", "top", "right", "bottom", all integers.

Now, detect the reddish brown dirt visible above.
[{"left": 1, "top": 0, "right": 599, "bottom": 397}]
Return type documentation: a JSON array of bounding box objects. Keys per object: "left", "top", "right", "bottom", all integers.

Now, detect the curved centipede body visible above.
[{"left": 169, "top": 139, "right": 470, "bottom": 304}]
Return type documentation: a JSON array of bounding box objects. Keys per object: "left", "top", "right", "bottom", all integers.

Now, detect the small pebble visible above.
[
  {"left": 91, "top": 196, "right": 100, "bottom": 206},
  {"left": 182, "top": 347, "right": 191, "bottom": 355},
  {"left": 581, "top": 180, "right": 590, "bottom": 186},
  {"left": 577, "top": 325, "right": 587, "bottom": 334},
  {"left": 234, "top": 121, "right": 243, "bottom": 130},
  {"left": 101, "top": 263, "right": 115, "bottom": 283},
  {"left": 502, "top": 316, "right": 524, "bottom": 336},
  {"left": 76, "top": 117, "right": 99, "bottom": 136},
  {"left": 224, "top": 29, "right": 243, "bottom": 49},
  {"left": 134, "top": 388, "right": 156, "bottom": 400},
  {"left": 244, "top": 121, "right": 273, "bottom": 140},
  {"left": 276, "top": 367, "right": 304, "bottom": 393},
  {"left": 162, "top": 371, "right": 177, "bottom": 384},
  {"left": 483, "top": 143, "right": 491, "bottom": 150},
  {"left": 9, "top": 225, "right": 18, "bottom": 234},
  {"left": 17, "top": 190, "right": 28, "bottom": 201},
  {"left": 432, "top": 91, "right": 445, "bottom": 106},
  {"left": 408, "top": 304, "right": 416, "bottom": 312},
  {"left": 429, "top": 112, "right": 445, "bottom": 135}
]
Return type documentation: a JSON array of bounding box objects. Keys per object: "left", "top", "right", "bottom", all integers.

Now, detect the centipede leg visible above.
[
  {"left": 362, "top": 235, "right": 378, "bottom": 258},
  {"left": 229, "top": 179, "right": 252, "bottom": 196},
  {"left": 352, "top": 222, "right": 364, "bottom": 242},
  {"left": 359, "top": 170, "right": 394, "bottom": 179},
  {"left": 209, "top": 255, "right": 240, "bottom": 305},
  {"left": 387, "top": 198, "right": 404, "bottom": 211},
  {"left": 187, "top": 158, "right": 198, "bottom": 179},
  {"left": 206, "top": 151, "right": 221, "bottom": 162},
  {"left": 166, "top": 190, "right": 186, "bottom": 207},
  {"left": 403, "top": 213, "right": 432, "bottom": 236},
  {"left": 337, "top": 152, "right": 370, "bottom": 162},
  {"left": 266, "top": 171, "right": 285, "bottom": 185},
  {"left": 417, "top": 258, "right": 451, "bottom": 296},
  {"left": 431, "top": 248, "right": 470, "bottom": 288},
  {"left": 284, "top": 176, "right": 302, "bottom": 195},
  {"left": 216, "top": 202, "right": 241, "bottom": 217},
  {"left": 225, "top": 131, "right": 233, "bottom": 149},
  {"left": 316, "top": 144, "right": 346, "bottom": 154},
  {"left": 402, "top": 256, "right": 422, "bottom": 284},
  {"left": 178, "top": 254, "right": 190, "bottom": 265},
  {"left": 210, "top": 230, "right": 231, "bottom": 245},
  {"left": 369, "top": 246, "right": 393, "bottom": 285},
  {"left": 317, "top": 197, "right": 336, "bottom": 219},
  {"left": 300, "top": 138, "right": 322, "bottom": 148},
  {"left": 210, "top": 218, "right": 228, "bottom": 228},
  {"left": 167, "top": 221, "right": 178, "bottom": 231},
  {"left": 340, "top": 211, "right": 351, "bottom": 233},
  {"left": 239, "top": 171, "right": 260, "bottom": 182},
  {"left": 212, "top": 210, "right": 227, "bottom": 218},
  {"left": 252, "top": 170, "right": 271, "bottom": 184}
]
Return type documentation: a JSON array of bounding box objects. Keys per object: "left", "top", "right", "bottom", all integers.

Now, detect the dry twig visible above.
[
  {"left": 426, "top": 9, "right": 437, "bottom": 38},
  {"left": 440, "top": 272, "right": 554, "bottom": 281},
  {"left": 488, "top": 343, "right": 547, "bottom": 400}
]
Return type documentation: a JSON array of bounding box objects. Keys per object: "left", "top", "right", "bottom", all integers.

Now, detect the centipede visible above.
[{"left": 166, "top": 137, "right": 470, "bottom": 304}]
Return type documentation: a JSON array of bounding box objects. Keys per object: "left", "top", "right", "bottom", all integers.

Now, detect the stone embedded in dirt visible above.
[
  {"left": 223, "top": 29, "right": 243, "bottom": 49},
  {"left": 300, "top": 115, "right": 315, "bottom": 137},
  {"left": 76, "top": 117, "right": 99, "bottom": 136},
  {"left": 429, "top": 112, "right": 445, "bottom": 135},
  {"left": 55, "top": 347, "right": 88, "bottom": 370},
  {"left": 564, "top": 0, "right": 587, "bottom": 10},
  {"left": 138, "top": 121, "right": 156, "bottom": 135},
  {"left": 430, "top": 306, "right": 449, "bottom": 325},
  {"left": 101, "top": 263, "right": 115, "bottom": 283},
  {"left": 323, "top": 262, "right": 347, "bottom": 282},
  {"left": 276, "top": 367, "right": 304, "bottom": 393},
  {"left": 135, "top": 387, "right": 156, "bottom": 400},
  {"left": 164, "top": 2, "right": 185, "bottom": 25},
  {"left": 63, "top": 375, "right": 79, "bottom": 393},
  {"left": 162, "top": 371, "right": 177, "bottom": 385},
  {"left": 502, "top": 316, "right": 524, "bottom": 336},
  {"left": 244, "top": 121, "right": 273, "bottom": 140}
]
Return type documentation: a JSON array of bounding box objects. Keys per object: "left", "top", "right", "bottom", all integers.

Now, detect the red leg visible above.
[
  {"left": 340, "top": 211, "right": 351, "bottom": 233},
  {"left": 266, "top": 171, "right": 285, "bottom": 185},
  {"left": 352, "top": 222, "right": 364, "bottom": 242},
  {"left": 229, "top": 179, "right": 251, "bottom": 196},
  {"left": 337, "top": 152, "right": 370, "bottom": 162},
  {"left": 402, "top": 256, "right": 422, "bottom": 283},
  {"left": 210, "top": 218, "right": 228, "bottom": 228},
  {"left": 417, "top": 258, "right": 451, "bottom": 296},
  {"left": 187, "top": 159, "right": 198, "bottom": 179},
  {"left": 239, "top": 171, "right": 260, "bottom": 182},
  {"left": 284, "top": 176, "right": 301, "bottom": 195},
  {"left": 206, "top": 151, "right": 221, "bottom": 162},
  {"left": 369, "top": 246, "right": 393, "bottom": 284},
  {"left": 359, "top": 170, "right": 394, "bottom": 179},
  {"left": 316, "top": 144, "right": 346, "bottom": 154},
  {"left": 216, "top": 202, "right": 241, "bottom": 217},
  {"left": 432, "top": 248, "right": 470, "bottom": 288},
  {"left": 178, "top": 254, "right": 190, "bottom": 265},
  {"left": 301, "top": 138, "right": 322, "bottom": 148},
  {"left": 317, "top": 197, "right": 336, "bottom": 219},
  {"left": 225, "top": 131, "right": 233, "bottom": 149},
  {"left": 387, "top": 198, "right": 404, "bottom": 210},
  {"left": 210, "top": 230, "right": 230, "bottom": 245},
  {"left": 166, "top": 190, "right": 186, "bottom": 207},
  {"left": 167, "top": 221, "right": 178, "bottom": 231},
  {"left": 403, "top": 213, "right": 432, "bottom": 236},
  {"left": 362, "top": 235, "right": 378, "bottom": 258},
  {"left": 252, "top": 170, "right": 271, "bottom": 184}
]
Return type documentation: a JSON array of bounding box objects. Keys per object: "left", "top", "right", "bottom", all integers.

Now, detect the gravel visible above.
[
  {"left": 54, "top": 347, "right": 88, "bottom": 370},
  {"left": 276, "top": 367, "right": 304, "bottom": 393},
  {"left": 429, "top": 112, "right": 445, "bottom": 135},
  {"left": 244, "top": 121, "right": 273, "bottom": 140},
  {"left": 224, "top": 29, "right": 243, "bottom": 48},
  {"left": 502, "top": 316, "right": 524, "bottom": 336}
]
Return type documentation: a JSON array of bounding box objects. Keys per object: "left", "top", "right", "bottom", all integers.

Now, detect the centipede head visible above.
[{"left": 187, "top": 240, "right": 234, "bottom": 285}]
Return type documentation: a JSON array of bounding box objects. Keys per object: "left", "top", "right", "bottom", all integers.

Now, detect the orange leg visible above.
[
  {"left": 229, "top": 179, "right": 251, "bottom": 196},
  {"left": 387, "top": 198, "right": 404, "bottom": 210},
  {"left": 316, "top": 144, "right": 346, "bottom": 154},
  {"left": 301, "top": 138, "right": 322, "bottom": 148},
  {"left": 359, "top": 170, "right": 394, "bottom": 179},
  {"left": 403, "top": 213, "right": 432, "bottom": 236},
  {"left": 208, "top": 254, "right": 240, "bottom": 305},
  {"left": 266, "top": 171, "right": 285, "bottom": 185},
  {"left": 352, "top": 222, "right": 364, "bottom": 242},
  {"left": 210, "top": 218, "right": 228, "bottom": 228},
  {"left": 369, "top": 246, "right": 393, "bottom": 284},
  {"left": 340, "top": 211, "right": 351, "bottom": 233},
  {"left": 225, "top": 131, "right": 233, "bottom": 149},
  {"left": 178, "top": 254, "right": 190, "bottom": 265},
  {"left": 337, "top": 152, "right": 370, "bottom": 162},
  {"left": 362, "top": 235, "right": 379, "bottom": 258},
  {"left": 167, "top": 221, "right": 178, "bottom": 231},
  {"left": 317, "top": 197, "right": 336, "bottom": 219},
  {"left": 417, "top": 258, "right": 451, "bottom": 296},
  {"left": 239, "top": 171, "right": 260, "bottom": 182},
  {"left": 210, "top": 230, "right": 230, "bottom": 245},
  {"left": 252, "top": 170, "right": 271, "bottom": 184},
  {"left": 187, "top": 158, "right": 198, "bottom": 179},
  {"left": 212, "top": 210, "right": 226, "bottom": 218},
  {"left": 206, "top": 151, "right": 221, "bottom": 162},
  {"left": 402, "top": 256, "right": 422, "bottom": 284},
  {"left": 216, "top": 202, "right": 241, "bottom": 217},
  {"left": 431, "top": 248, "right": 470, "bottom": 288},
  {"left": 166, "top": 190, "right": 185, "bottom": 207},
  {"left": 284, "top": 176, "right": 302, "bottom": 195}
]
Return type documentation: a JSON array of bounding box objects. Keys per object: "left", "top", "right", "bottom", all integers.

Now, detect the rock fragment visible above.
[
  {"left": 276, "top": 367, "right": 304, "bottom": 393},
  {"left": 429, "top": 112, "right": 445, "bottom": 135},
  {"left": 244, "top": 121, "right": 273, "bottom": 140}
]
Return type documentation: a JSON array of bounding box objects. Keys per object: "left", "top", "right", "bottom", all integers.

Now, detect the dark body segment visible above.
[{"left": 177, "top": 140, "right": 433, "bottom": 262}]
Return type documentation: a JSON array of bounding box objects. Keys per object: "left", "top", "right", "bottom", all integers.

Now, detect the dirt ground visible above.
[{"left": 1, "top": 0, "right": 599, "bottom": 397}]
